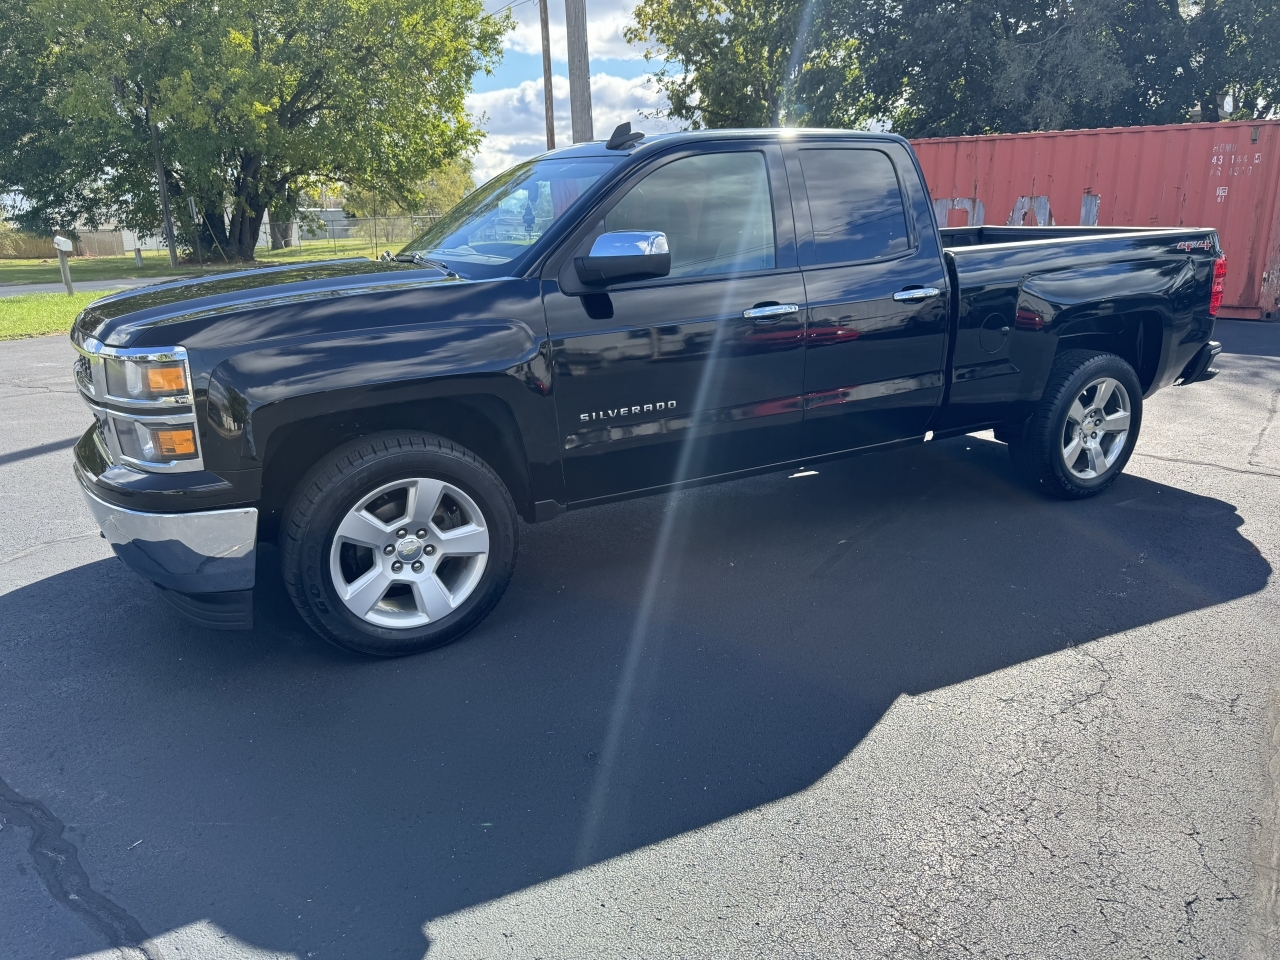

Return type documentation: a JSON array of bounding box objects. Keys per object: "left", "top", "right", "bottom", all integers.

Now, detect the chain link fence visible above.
[
  {"left": 261, "top": 213, "right": 443, "bottom": 258},
  {"left": 1, "top": 212, "right": 445, "bottom": 261}
]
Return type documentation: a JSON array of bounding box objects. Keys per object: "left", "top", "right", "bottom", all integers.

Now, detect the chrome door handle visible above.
[
  {"left": 743, "top": 303, "right": 800, "bottom": 322},
  {"left": 892, "top": 287, "right": 942, "bottom": 302}
]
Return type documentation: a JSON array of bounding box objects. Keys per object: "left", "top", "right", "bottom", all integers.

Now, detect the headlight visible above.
[
  {"left": 104, "top": 357, "right": 190, "bottom": 400},
  {"left": 113, "top": 418, "right": 200, "bottom": 462},
  {"left": 74, "top": 337, "right": 204, "bottom": 473}
]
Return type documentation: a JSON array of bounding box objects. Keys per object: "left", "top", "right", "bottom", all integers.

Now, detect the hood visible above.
[{"left": 73, "top": 258, "right": 461, "bottom": 347}]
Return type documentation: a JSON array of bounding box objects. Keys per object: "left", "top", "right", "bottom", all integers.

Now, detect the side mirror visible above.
[{"left": 574, "top": 231, "right": 670, "bottom": 286}]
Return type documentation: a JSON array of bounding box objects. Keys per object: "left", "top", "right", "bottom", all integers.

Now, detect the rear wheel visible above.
[
  {"left": 1008, "top": 350, "right": 1143, "bottom": 499},
  {"left": 281, "top": 433, "right": 518, "bottom": 656}
]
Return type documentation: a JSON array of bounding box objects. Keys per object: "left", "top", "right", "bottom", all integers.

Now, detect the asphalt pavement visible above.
[{"left": 1, "top": 322, "right": 1277, "bottom": 960}]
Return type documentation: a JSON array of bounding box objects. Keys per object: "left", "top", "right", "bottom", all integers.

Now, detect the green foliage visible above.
[
  {"left": 342, "top": 157, "right": 476, "bottom": 218},
  {"left": 626, "top": 0, "right": 870, "bottom": 128},
  {"left": 851, "top": 0, "right": 1133, "bottom": 136},
  {"left": 847, "top": 0, "right": 1280, "bottom": 136},
  {"left": 0, "top": 0, "right": 510, "bottom": 259},
  {"left": 627, "top": 0, "right": 1280, "bottom": 136}
]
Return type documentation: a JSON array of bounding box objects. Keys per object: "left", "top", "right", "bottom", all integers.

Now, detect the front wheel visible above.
[
  {"left": 1008, "top": 351, "right": 1143, "bottom": 499},
  {"left": 281, "top": 433, "right": 518, "bottom": 656}
]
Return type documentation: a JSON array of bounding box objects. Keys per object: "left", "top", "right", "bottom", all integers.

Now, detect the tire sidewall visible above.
[
  {"left": 1047, "top": 355, "right": 1143, "bottom": 496},
  {"left": 292, "top": 440, "right": 517, "bottom": 655}
]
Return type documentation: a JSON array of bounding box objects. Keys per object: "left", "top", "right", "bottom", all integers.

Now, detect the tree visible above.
[
  {"left": 626, "top": 0, "right": 1280, "bottom": 138},
  {"left": 0, "top": 0, "right": 509, "bottom": 258},
  {"left": 850, "top": 0, "right": 1140, "bottom": 137},
  {"left": 850, "top": 0, "right": 1280, "bottom": 137},
  {"left": 342, "top": 157, "right": 476, "bottom": 218},
  {"left": 626, "top": 0, "right": 870, "bottom": 128}
]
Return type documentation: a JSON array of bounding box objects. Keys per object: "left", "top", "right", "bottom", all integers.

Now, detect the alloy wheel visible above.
[
  {"left": 328, "top": 478, "right": 490, "bottom": 628},
  {"left": 1061, "top": 376, "right": 1132, "bottom": 480}
]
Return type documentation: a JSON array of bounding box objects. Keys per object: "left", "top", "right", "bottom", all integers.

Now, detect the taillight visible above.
[{"left": 1209, "top": 256, "right": 1227, "bottom": 316}]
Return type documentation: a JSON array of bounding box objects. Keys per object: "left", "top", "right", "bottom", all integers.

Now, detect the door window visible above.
[
  {"left": 799, "top": 149, "right": 910, "bottom": 265},
  {"left": 603, "top": 152, "right": 776, "bottom": 279}
]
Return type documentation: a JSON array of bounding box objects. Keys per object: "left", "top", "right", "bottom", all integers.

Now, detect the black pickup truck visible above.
[{"left": 71, "top": 127, "right": 1226, "bottom": 655}]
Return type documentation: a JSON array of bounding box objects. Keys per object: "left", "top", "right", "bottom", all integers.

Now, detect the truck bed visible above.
[{"left": 935, "top": 224, "right": 1222, "bottom": 434}]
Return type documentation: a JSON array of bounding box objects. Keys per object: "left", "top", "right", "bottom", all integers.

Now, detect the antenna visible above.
[{"left": 605, "top": 122, "right": 645, "bottom": 150}]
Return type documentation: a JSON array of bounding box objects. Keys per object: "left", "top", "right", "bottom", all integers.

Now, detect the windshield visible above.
[{"left": 399, "top": 157, "right": 620, "bottom": 277}]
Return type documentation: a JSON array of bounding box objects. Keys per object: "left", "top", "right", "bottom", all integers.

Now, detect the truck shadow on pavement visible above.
[{"left": 0, "top": 435, "right": 1271, "bottom": 959}]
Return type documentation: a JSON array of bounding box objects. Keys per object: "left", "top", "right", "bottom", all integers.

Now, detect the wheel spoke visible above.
[
  {"left": 1068, "top": 398, "right": 1088, "bottom": 426},
  {"left": 1093, "top": 379, "right": 1114, "bottom": 411},
  {"left": 336, "top": 509, "right": 391, "bottom": 549},
  {"left": 435, "top": 523, "right": 489, "bottom": 557},
  {"left": 1102, "top": 410, "right": 1130, "bottom": 433},
  {"left": 342, "top": 567, "right": 390, "bottom": 615},
  {"left": 1063, "top": 436, "right": 1083, "bottom": 467},
  {"left": 412, "top": 575, "right": 455, "bottom": 621},
  {"left": 407, "top": 478, "right": 447, "bottom": 527},
  {"left": 1085, "top": 443, "right": 1106, "bottom": 476}
]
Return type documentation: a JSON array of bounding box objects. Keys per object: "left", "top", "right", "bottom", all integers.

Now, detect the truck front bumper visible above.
[{"left": 78, "top": 474, "right": 258, "bottom": 629}]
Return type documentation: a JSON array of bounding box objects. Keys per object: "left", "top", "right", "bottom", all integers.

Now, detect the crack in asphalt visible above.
[
  {"left": 1131, "top": 451, "right": 1280, "bottom": 480},
  {"left": 1054, "top": 647, "right": 1116, "bottom": 726},
  {"left": 0, "top": 531, "right": 101, "bottom": 566},
  {"left": 1247, "top": 385, "right": 1280, "bottom": 470},
  {"left": 989, "top": 642, "right": 1260, "bottom": 955},
  {"left": 0, "top": 773, "right": 155, "bottom": 957},
  {"left": 0, "top": 377, "right": 78, "bottom": 395},
  {"left": 1245, "top": 690, "right": 1280, "bottom": 958}
]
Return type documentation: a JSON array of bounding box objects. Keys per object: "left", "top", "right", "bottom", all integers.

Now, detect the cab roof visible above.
[{"left": 535, "top": 127, "right": 904, "bottom": 162}]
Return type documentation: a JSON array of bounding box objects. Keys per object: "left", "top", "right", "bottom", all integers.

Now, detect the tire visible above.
[
  {"left": 281, "top": 432, "right": 518, "bottom": 656},
  {"left": 1007, "top": 350, "right": 1143, "bottom": 499}
]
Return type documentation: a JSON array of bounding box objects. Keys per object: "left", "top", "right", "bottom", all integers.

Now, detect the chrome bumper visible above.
[{"left": 78, "top": 477, "right": 258, "bottom": 594}]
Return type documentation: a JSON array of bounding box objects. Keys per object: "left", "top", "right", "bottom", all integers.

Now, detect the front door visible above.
[
  {"left": 544, "top": 143, "right": 806, "bottom": 503},
  {"left": 786, "top": 142, "right": 951, "bottom": 456}
]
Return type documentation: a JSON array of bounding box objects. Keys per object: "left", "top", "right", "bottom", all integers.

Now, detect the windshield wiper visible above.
[{"left": 393, "top": 253, "right": 459, "bottom": 278}]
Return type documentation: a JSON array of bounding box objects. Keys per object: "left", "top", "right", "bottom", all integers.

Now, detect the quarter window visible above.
[
  {"left": 800, "top": 149, "right": 910, "bottom": 265},
  {"left": 603, "top": 152, "right": 776, "bottom": 279}
]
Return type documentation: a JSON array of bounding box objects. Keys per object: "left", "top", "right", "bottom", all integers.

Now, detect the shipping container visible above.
[{"left": 911, "top": 120, "right": 1280, "bottom": 320}]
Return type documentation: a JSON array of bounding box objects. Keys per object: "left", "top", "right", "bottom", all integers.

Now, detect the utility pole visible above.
[
  {"left": 539, "top": 0, "right": 556, "bottom": 150},
  {"left": 564, "top": 0, "right": 593, "bottom": 142}
]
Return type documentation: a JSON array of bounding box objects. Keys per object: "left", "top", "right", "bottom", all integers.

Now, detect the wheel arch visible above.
[
  {"left": 1053, "top": 308, "right": 1163, "bottom": 393},
  {"left": 258, "top": 394, "right": 536, "bottom": 540}
]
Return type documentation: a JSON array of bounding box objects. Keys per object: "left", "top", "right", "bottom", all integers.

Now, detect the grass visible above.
[
  {"left": 0, "top": 289, "right": 122, "bottom": 340},
  {"left": 0, "top": 236, "right": 380, "bottom": 286}
]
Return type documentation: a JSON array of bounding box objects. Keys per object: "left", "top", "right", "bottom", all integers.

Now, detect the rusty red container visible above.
[{"left": 912, "top": 120, "right": 1280, "bottom": 319}]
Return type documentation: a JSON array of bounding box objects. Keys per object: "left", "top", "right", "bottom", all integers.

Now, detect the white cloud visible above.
[
  {"left": 467, "top": 71, "right": 684, "bottom": 184},
  {"left": 498, "top": 0, "right": 648, "bottom": 64}
]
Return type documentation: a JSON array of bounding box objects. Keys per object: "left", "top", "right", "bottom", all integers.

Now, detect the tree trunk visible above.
[
  {"left": 225, "top": 203, "right": 267, "bottom": 260},
  {"left": 268, "top": 219, "right": 292, "bottom": 249},
  {"left": 224, "top": 153, "right": 268, "bottom": 260}
]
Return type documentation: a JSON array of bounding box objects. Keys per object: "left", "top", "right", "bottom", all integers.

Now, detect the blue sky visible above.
[{"left": 466, "top": 0, "right": 683, "bottom": 182}]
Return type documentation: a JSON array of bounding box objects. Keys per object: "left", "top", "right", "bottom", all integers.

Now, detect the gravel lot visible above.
[{"left": 1, "top": 321, "right": 1277, "bottom": 960}]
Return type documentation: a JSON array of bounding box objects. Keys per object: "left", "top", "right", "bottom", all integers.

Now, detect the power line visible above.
[{"left": 483, "top": 0, "right": 537, "bottom": 21}]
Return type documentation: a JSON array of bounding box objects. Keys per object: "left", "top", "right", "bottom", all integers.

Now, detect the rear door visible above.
[
  {"left": 786, "top": 141, "right": 950, "bottom": 456},
  {"left": 543, "top": 142, "right": 807, "bottom": 503}
]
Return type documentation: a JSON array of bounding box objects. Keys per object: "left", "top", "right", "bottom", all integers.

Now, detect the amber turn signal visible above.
[
  {"left": 154, "top": 428, "right": 197, "bottom": 457},
  {"left": 146, "top": 364, "right": 187, "bottom": 394}
]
